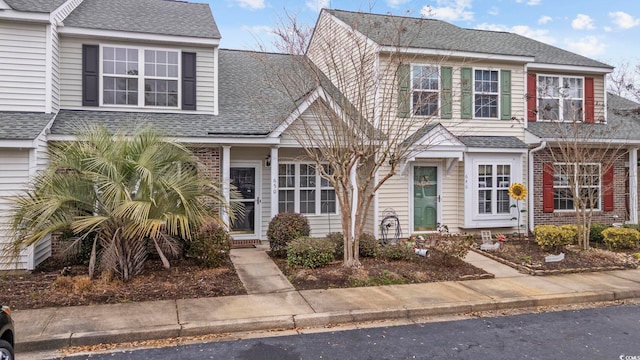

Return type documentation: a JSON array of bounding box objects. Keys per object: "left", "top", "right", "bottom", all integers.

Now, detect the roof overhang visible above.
[
  {"left": 0, "top": 9, "right": 51, "bottom": 23},
  {"left": 48, "top": 134, "right": 281, "bottom": 145},
  {"left": 0, "top": 139, "right": 36, "bottom": 148},
  {"left": 465, "top": 147, "right": 527, "bottom": 153},
  {"left": 527, "top": 63, "right": 613, "bottom": 74},
  {"left": 379, "top": 46, "right": 535, "bottom": 63},
  {"left": 58, "top": 26, "right": 220, "bottom": 47},
  {"left": 405, "top": 123, "right": 466, "bottom": 160}
]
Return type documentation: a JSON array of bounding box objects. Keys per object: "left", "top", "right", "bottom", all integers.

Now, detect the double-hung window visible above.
[
  {"left": 474, "top": 69, "right": 499, "bottom": 118},
  {"left": 538, "top": 75, "right": 584, "bottom": 121},
  {"left": 477, "top": 164, "right": 511, "bottom": 215},
  {"left": 278, "top": 163, "right": 336, "bottom": 215},
  {"left": 411, "top": 65, "right": 439, "bottom": 116},
  {"left": 553, "top": 163, "right": 600, "bottom": 210},
  {"left": 102, "top": 46, "right": 179, "bottom": 108}
]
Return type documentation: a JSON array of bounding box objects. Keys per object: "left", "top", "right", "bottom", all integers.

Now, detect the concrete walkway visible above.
[
  {"left": 464, "top": 250, "right": 528, "bottom": 278},
  {"left": 13, "top": 249, "right": 640, "bottom": 355},
  {"left": 230, "top": 248, "right": 295, "bottom": 294}
]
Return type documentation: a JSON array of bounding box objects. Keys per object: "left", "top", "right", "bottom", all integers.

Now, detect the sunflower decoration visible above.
[{"left": 508, "top": 183, "right": 527, "bottom": 200}]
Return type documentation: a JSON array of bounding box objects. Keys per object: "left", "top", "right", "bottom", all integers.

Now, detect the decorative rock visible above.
[{"left": 545, "top": 252, "right": 565, "bottom": 262}]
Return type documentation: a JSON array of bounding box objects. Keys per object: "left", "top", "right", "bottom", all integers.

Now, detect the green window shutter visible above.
[
  {"left": 500, "top": 69, "right": 511, "bottom": 120},
  {"left": 440, "top": 66, "right": 452, "bottom": 119},
  {"left": 398, "top": 63, "right": 411, "bottom": 118},
  {"left": 460, "top": 67, "right": 472, "bottom": 119}
]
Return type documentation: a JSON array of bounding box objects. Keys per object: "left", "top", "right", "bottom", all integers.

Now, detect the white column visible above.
[
  {"left": 222, "top": 145, "right": 231, "bottom": 228},
  {"left": 270, "top": 146, "right": 279, "bottom": 219},
  {"left": 630, "top": 148, "right": 638, "bottom": 224}
]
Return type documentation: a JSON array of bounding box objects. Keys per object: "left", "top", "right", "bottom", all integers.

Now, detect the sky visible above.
[{"left": 208, "top": 0, "right": 640, "bottom": 68}]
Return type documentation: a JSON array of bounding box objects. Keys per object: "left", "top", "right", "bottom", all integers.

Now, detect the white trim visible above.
[
  {"left": 524, "top": 63, "right": 529, "bottom": 130},
  {"left": 410, "top": 163, "right": 442, "bottom": 234},
  {"left": 630, "top": 148, "right": 638, "bottom": 224},
  {"left": 527, "top": 63, "right": 612, "bottom": 74},
  {"left": 0, "top": 140, "right": 37, "bottom": 148},
  {"left": 45, "top": 23, "right": 54, "bottom": 113},
  {"left": 535, "top": 74, "right": 585, "bottom": 122},
  {"left": 221, "top": 146, "right": 231, "bottom": 229},
  {"left": 270, "top": 146, "right": 279, "bottom": 220},
  {"left": 380, "top": 46, "right": 535, "bottom": 62},
  {"left": 276, "top": 161, "right": 338, "bottom": 216},
  {"left": 553, "top": 162, "right": 602, "bottom": 212},
  {"left": 58, "top": 26, "right": 220, "bottom": 46},
  {"left": 464, "top": 153, "right": 523, "bottom": 228},
  {"left": 465, "top": 147, "right": 528, "bottom": 154},
  {"left": 0, "top": 10, "right": 50, "bottom": 22},
  {"left": 48, "top": 133, "right": 282, "bottom": 145},
  {"left": 0, "top": 0, "right": 10, "bottom": 10},
  {"left": 528, "top": 140, "right": 546, "bottom": 232},
  {"left": 213, "top": 47, "right": 219, "bottom": 116}
]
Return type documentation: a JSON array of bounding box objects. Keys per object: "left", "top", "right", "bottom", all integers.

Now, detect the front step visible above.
[{"left": 231, "top": 239, "right": 262, "bottom": 248}]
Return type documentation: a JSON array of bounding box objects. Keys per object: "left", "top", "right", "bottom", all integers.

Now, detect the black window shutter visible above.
[
  {"left": 82, "top": 45, "right": 99, "bottom": 106},
  {"left": 182, "top": 52, "right": 197, "bottom": 110}
]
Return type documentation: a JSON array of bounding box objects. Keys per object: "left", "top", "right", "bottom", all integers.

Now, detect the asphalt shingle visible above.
[
  {"left": 459, "top": 135, "right": 528, "bottom": 149},
  {"left": 3, "top": 0, "right": 67, "bottom": 13},
  {"left": 327, "top": 9, "right": 612, "bottom": 69},
  {"left": 63, "top": 0, "right": 220, "bottom": 39},
  {"left": 0, "top": 112, "right": 54, "bottom": 140}
]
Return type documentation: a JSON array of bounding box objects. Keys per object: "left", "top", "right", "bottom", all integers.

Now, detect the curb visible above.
[{"left": 17, "top": 290, "right": 634, "bottom": 353}]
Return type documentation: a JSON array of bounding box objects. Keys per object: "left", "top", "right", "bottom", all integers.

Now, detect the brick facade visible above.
[
  {"left": 532, "top": 148, "right": 628, "bottom": 227},
  {"left": 190, "top": 147, "right": 221, "bottom": 181}
]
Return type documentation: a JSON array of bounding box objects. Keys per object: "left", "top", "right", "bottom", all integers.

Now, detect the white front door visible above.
[{"left": 230, "top": 162, "right": 261, "bottom": 239}]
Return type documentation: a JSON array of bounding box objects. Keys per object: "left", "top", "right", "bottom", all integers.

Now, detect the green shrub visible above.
[
  {"left": 326, "top": 232, "right": 344, "bottom": 259},
  {"left": 187, "top": 222, "right": 232, "bottom": 268},
  {"left": 267, "top": 212, "right": 310, "bottom": 258},
  {"left": 601, "top": 227, "right": 640, "bottom": 249},
  {"left": 286, "top": 237, "right": 335, "bottom": 269},
  {"left": 359, "top": 232, "right": 379, "bottom": 258},
  {"left": 533, "top": 225, "right": 576, "bottom": 252},
  {"left": 378, "top": 244, "right": 414, "bottom": 261},
  {"left": 589, "top": 223, "right": 608, "bottom": 243},
  {"left": 433, "top": 235, "right": 474, "bottom": 266}
]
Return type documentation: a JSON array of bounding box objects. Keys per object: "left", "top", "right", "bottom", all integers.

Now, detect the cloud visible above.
[
  {"left": 241, "top": 25, "right": 273, "bottom": 35},
  {"left": 609, "top": 11, "right": 640, "bottom": 29},
  {"left": 538, "top": 16, "right": 552, "bottom": 25},
  {"left": 571, "top": 14, "right": 595, "bottom": 30},
  {"left": 386, "top": 0, "right": 411, "bottom": 7},
  {"left": 488, "top": 6, "right": 499, "bottom": 16},
  {"left": 424, "top": 0, "right": 473, "bottom": 21},
  {"left": 566, "top": 36, "right": 606, "bottom": 57},
  {"left": 306, "top": 0, "right": 329, "bottom": 12},
  {"left": 476, "top": 23, "right": 556, "bottom": 44},
  {"left": 527, "top": 0, "right": 541, "bottom": 5},
  {"left": 234, "top": 0, "right": 265, "bottom": 10},
  {"left": 604, "top": 26, "right": 613, "bottom": 32}
]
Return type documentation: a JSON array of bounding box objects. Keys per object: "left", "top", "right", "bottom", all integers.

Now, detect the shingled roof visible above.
[
  {"left": 0, "top": 112, "right": 54, "bottom": 140},
  {"left": 326, "top": 9, "right": 612, "bottom": 69},
  {"left": 3, "top": 0, "right": 67, "bottom": 13},
  {"left": 527, "top": 93, "right": 640, "bottom": 142},
  {"left": 63, "top": 0, "right": 220, "bottom": 39}
]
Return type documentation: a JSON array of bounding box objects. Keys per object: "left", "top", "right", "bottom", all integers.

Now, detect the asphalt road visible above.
[{"left": 57, "top": 305, "right": 640, "bottom": 360}]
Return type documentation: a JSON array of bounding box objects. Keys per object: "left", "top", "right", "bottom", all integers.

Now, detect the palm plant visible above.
[{"left": 7, "top": 125, "right": 231, "bottom": 281}]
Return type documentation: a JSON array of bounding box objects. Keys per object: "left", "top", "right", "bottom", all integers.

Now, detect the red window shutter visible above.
[
  {"left": 543, "top": 163, "right": 554, "bottom": 213},
  {"left": 603, "top": 164, "right": 614, "bottom": 211},
  {"left": 585, "top": 77, "right": 595, "bottom": 123},
  {"left": 527, "top": 73, "right": 537, "bottom": 122}
]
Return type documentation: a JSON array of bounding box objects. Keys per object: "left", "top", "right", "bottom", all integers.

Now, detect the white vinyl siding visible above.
[
  {"left": 0, "top": 149, "right": 31, "bottom": 270},
  {"left": 0, "top": 22, "right": 47, "bottom": 112},
  {"left": 59, "top": 36, "right": 216, "bottom": 112}
]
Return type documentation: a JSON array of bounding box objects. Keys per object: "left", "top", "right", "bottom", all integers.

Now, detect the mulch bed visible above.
[
  {"left": 0, "top": 257, "right": 246, "bottom": 311},
  {"left": 272, "top": 249, "right": 493, "bottom": 291},
  {"left": 474, "top": 238, "right": 639, "bottom": 275}
]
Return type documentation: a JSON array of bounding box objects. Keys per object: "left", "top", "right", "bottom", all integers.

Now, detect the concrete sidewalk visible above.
[{"left": 13, "top": 249, "right": 640, "bottom": 354}]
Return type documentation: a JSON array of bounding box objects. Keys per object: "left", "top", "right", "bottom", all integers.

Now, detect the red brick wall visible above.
[
  {"left": 190, "top": 147, "right": 221, "bottom": 181},
  {"left": 532, "top": 148, "right": 628, "bottom": 227}
]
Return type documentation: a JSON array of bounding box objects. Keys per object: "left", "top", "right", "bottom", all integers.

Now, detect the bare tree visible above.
[
  {"left": 532, "top": 79, "right": 628, "bottom": 250},
  {"left": 257, "top": 10, "right": 469, "bottom": 267},
  {"left": 607, "top": 60, "right": 640, "bottom": 102}
]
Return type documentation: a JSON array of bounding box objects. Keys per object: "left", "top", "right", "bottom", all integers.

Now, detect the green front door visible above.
[{"left": 413, "top": 166, "right": 438, "bottom": 231}]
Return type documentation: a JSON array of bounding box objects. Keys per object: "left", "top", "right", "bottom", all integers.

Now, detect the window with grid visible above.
[
  {"left": 102, "top": 46, "right": 179, "bottom": 108},
  {"left": 478, "top": 164, "right": 511, "bottom": 215},
  {"left": 554, "top": 163, "right": 600, "bottom": 210},
  {"left": 538, "top": 75, "right": 584, "bottom": 121},
  {"left": 278, "top": 163, "right": 336, "bottom": 215},
  {"left": 411, "top": 65, "right": 439, "bottom": 116},
  {"left": 474, "top": 69, "right": 499, "bottom": 118}
]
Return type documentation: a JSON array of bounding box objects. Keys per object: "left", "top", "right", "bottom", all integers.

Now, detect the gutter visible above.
[{"left": 528, "top": 140, "right": 547, "bottom": 233}]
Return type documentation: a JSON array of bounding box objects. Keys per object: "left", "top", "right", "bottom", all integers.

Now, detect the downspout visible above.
[{"left": 528, "top": 140, "right": 547, "bottom": 233}]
